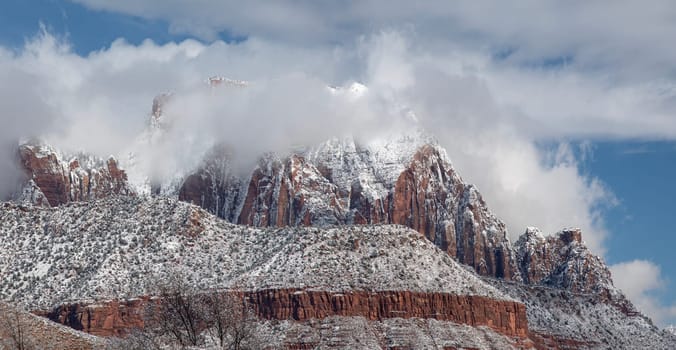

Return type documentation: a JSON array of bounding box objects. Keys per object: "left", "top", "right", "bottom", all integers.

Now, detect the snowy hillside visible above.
[
  {"left": 0, "top": 196, "right": 508, "bottom": 309},
  {"left": 488, "top": 279, "right": 675, "bottom": 350},
  {"left": 0, "top": 302, "right": 105, "bottom": 349}
]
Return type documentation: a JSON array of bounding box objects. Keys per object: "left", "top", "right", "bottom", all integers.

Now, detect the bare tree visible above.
[
  {"left": 105, "top": 328, "right": 163, "bottom": 350},
  {"left": 135, "top": 270, "right": 262, "bottom": 349},
  {"left": 203, "top": 292, "right": 261, "bottom": 350},
  {"left": 0, "top": 304, "right": 33, "bottom": 350},
  {"left": 146, "top": 271, "right": 206, "bottom": 348}
]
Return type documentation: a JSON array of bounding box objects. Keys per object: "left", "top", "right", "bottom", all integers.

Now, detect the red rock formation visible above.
[
  {"left": 18, "top": 144, "right": 133, "bottom": 207},
  {"left": 387, "top": 145, "right": 516, "bottom": 280},
  {"left": 42, "top": 298, "right": 149, "bottom": 338},
  {"left": 180, "top": 143, "right": 519, "bottom": 281},
  {"left": 43, "top": 289, "right": 529, "bottom": 339},
  {"left": 19, "top": 145, "right": 68, "bottom": 206},
  {"left": 237, "top": 154, "right": 344, "bottom": 227},
  {"left": 515, "top": 228, "right": 613, "bottom": 294},
  {"left": 248, "top": 289, "right": 528, "bottom": 338}
]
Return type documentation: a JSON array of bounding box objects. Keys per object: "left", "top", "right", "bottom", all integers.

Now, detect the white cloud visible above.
[
  {"left": 610, "top": 260, "right": 676, "bottom": 327},
  {"left": 70, "top": 1, "right": 676, "bottom": 80}
]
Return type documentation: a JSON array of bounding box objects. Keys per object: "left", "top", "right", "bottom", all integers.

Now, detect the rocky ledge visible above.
[{"left": 42, "top": 289, "right": 528, "bottom": 340}]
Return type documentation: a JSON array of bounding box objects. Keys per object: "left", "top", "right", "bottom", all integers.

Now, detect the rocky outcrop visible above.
[
  {"left": 44, "top": 289, "right": 528, "bottom": 339},
  {"left": 18, "top": 143, "right": 133, "bottom": 207},
  {"left": 42, "top": 298, "right": 149, "bottom": 338},
  {"left": 514, "top": 228, "right": 613, "bottom": 294},
  {"left": 237, "top": 153, "right": 345, "bottom": 227},
  {"left": 387, "top": 145, "right": 515, "bottom": 280}
]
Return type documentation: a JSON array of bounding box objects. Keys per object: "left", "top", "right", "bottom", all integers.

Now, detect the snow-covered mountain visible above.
[
  {"left": 0, "top": 196, "right": 673, "bottom": 349},
  {"left": 4, "top": 82, "right": 675, "bottom": 349},
  {"left": 176, "top": 132, "right": 520, "bottom": 283}
]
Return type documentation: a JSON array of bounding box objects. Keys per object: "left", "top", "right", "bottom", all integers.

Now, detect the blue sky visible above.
[
  {"left": 586, "top": 142, "right": 676, "bottom": 310},
  {"left": 587, "top": 142, "right": 676, "bottom": 308},
  {"left": 0, "top": 0, "right": 674, "bottom": 326}
]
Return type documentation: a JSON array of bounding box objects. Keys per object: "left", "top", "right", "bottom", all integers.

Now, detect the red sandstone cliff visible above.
[
  {"left": 18, "top": 143, "right": 133, "bottom": 207},
  {"left": 44, "top": 289, "right": 529, "bottom": 340}
]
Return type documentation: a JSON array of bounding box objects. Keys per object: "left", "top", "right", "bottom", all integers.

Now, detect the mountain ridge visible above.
[{"left": 3, "top": 84, "right": 674, "bottom": 348}]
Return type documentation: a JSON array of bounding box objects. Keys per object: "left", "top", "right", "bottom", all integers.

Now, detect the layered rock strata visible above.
[{"left": 44, "top": 289, "right": 528, "bottom": 339}]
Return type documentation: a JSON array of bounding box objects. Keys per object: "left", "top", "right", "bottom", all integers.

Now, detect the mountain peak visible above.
[
  {"left": 559, "top": 227, "right": 583, "bottom": 244},
  {"left": 515, "top": 227, "right": 613, "bottom": 294}
]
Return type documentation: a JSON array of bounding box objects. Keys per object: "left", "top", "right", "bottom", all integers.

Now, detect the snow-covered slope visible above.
[
  {"left": 488, "top": 279, "right": 675, "bottom": 350},
  {"left": 0, "top": 302, "right": 105, "bottom": 349},
  {"left": 0, "top": 196, "right": 508, "bottom": 309},
  {"left": 258, "top": 316, "right": 525, "bottom": 350}
]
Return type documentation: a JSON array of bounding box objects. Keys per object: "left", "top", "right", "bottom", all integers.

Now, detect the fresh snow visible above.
[
  {"left": 0, "top": 196, "right": 508, "bottom": 310},
  {"left": 489, "top": 278, "right": 675, "bottom": 350}
]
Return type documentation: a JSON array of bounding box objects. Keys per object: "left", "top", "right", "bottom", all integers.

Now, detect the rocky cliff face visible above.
[
  {"left": 178, "top": 136, "right": 519, "bottom": 282},
  {"left": 17, "top": 143, "right": 133, "bottom": 207},
  {"left": 514, "top": 227, "right": 613, "bottom": 295},
  {"left": 177, "top": 144, "right": 247, "bottom": 222},
  {"left": 42, "top": 298, "right": 149, "bottom": 338},
  {"left": 45, "top": 289, "right": 528, "bottom": 339}
]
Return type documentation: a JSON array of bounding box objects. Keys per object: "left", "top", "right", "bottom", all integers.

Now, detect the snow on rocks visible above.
[
  {"left": 261, "top": 316, "right": 524, "bottom": 350},
  {"left": 0, "top": 196, "right": 509, "bottom": 310},
  {"left": 488, "top": 278, "right": 675, "bottom": 350}
]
